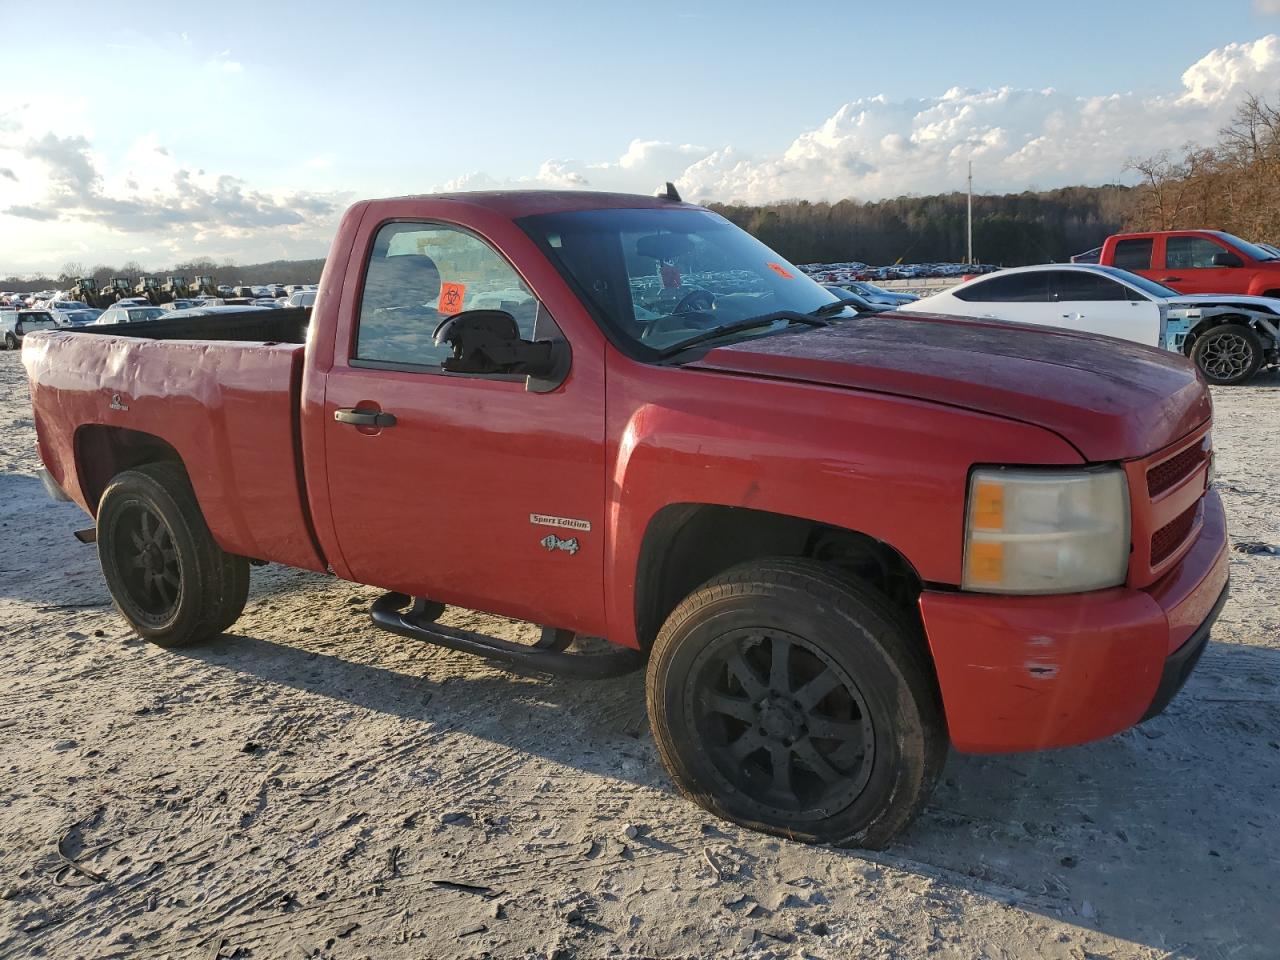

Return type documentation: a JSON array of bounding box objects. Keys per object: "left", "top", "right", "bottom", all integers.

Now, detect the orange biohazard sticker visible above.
[
  {"left": 438, "top": 281, "right": 466, "bottom": 314},
  {"left": 766, "top": 262, "right": 794, "bottom": 279}
]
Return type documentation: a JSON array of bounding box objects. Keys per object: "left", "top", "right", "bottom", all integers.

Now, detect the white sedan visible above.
[{"left": 897, "top": 263, "right": 1280, "bottom": 384}]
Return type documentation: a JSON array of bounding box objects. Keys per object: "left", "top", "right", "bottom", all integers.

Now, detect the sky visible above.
[{"left": 4, "top": 0, "right": 1280, "bottom": 274}]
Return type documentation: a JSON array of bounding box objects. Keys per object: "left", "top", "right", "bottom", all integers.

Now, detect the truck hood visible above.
[{"left": 688, "top": 312, "right": 1210, "bottom": 462}]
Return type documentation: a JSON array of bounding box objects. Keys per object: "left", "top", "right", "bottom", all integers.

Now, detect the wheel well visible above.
[
  {"left": 75, "top": 425, "right": 182, "bottom": 514},
  {"left": 634, "top": 504, "right": 923, "bottom": 650},
  {"left": 1187, "top": 313, "right": 1252, "bottom": 350}
]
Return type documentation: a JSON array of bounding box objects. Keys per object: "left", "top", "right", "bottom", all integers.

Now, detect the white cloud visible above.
[
  {"left": 0, "top": 112, "right": 348, "bottom": 271},
  {"left": 206, "top": 50, "right": 243, "bottom": 74},
  {"left": 441, "top": 34, "right": 1280, "bottom": 206}
]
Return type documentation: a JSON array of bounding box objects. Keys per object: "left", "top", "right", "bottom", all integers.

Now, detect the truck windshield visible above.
[
  {"left": 518, "top": 207, "right": 851, "bottom": 358},
  {"left": 1211, "top": 231, "right": 1280, "bottom": 261}
]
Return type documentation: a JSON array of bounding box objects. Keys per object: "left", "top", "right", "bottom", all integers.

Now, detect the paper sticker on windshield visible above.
[
  {"left": 438, "top": 282, "right": 466, "bottom": 315},
  {"left": 766, "top": 262, "right": 795, "bottom": 279}
]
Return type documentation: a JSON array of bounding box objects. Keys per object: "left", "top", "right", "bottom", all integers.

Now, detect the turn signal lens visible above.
[{"left": 962, "top": 467, "right": 1130, "bottom": 594}]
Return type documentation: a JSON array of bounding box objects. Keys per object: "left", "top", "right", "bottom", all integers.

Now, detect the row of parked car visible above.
[
  {"left": 805, "top": 260, "right": 1000, "bottom": 282},
  {"left": 0, "top": 284, "right": 319, "bottom": 349}
]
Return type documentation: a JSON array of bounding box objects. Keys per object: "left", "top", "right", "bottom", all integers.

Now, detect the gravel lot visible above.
[{"left": 0, "top": 347, "right": 1276, "bottom": 960}]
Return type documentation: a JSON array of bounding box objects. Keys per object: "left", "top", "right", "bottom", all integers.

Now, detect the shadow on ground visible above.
[{"left": 174, "top": 604, "right": 1279, "bottom": 956}]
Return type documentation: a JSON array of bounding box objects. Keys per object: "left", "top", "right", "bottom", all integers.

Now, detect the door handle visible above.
[
  {"left": 334, "top": 408, "right": 397, "bottom": 428},
  {"left": 1161, "top": 276, "right": 1183, "bottom": 282}
]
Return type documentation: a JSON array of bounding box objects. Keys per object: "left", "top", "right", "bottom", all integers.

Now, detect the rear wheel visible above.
[
  {"left": 97, "top": 462, "right": 249, "bottom": 647},
  {"left": 646, "top": 558, "right": 946, "bottom": 849},
  {"left": 1192, "top": 324, "right": 1264, "bottom": 385}
]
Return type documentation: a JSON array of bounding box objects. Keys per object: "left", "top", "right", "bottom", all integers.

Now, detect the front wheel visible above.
[
  {"left": 646, "top": 558, "right": 946, "bottom": 849},
  {"left": 1191, "top": 324, "right": 1264, "bottom": 385},
  {"left": 3, "top": 332, "right": 16, "bottom": 350},
  {"left": 97, "top": 462, "right": 249, "bottom": 648}
]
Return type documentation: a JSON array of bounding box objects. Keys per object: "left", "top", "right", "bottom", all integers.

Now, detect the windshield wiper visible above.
[
  {"left": 655, "top": 311, "right": 828, "bottom": 360},
  {"left": 809, "top": 297, "right": 873, "bottom": 319}
]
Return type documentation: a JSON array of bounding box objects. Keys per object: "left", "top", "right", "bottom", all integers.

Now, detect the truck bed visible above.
[
  {"left": 72, "top": 307, "right": 310, "bottom": 344},
  {"left": 23, "top": 323, "right": 326, "bottom": 573}
]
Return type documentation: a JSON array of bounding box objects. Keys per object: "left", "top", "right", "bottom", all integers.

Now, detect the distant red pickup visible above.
[{"left": 1097, "top": 229, "right": 1280, "bottom": 296}]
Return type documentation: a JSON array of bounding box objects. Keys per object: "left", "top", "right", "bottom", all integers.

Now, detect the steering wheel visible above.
[{"left": 671, "top": 289, "right": 714, "bottom": 314}]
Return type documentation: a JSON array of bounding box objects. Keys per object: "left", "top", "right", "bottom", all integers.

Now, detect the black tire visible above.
[
  {"left": 1191, "top": 324, "right": 1264, "bottom": 385},
  {"left": 3, "top": 332, "right": 16, "bottom": 350},
  {"left": 97, "top": 461, "right": 249, "bottom": 648},
  {"left": 646, "top": 558, "right": 946, "bottom": 849}
]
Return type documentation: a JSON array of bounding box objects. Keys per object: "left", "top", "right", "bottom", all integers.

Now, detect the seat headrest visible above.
[{"left": 363, "top": 253, "right": 441, "bottom": 310}]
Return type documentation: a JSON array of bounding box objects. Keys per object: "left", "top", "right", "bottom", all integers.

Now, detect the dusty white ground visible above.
[{"left": 0, "top": 347, "right": 1276, "bottom": 960}]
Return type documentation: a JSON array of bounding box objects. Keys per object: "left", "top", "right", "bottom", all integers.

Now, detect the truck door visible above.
[
  {"left": 1049, "top": 270, "right": 1161, "bottom": 345},
  {"left": 320, "top": 220, "right": 607, "bottom": 636},
  {"left": 1161, "top": 234, "right": 1242, "bottom": 294}
]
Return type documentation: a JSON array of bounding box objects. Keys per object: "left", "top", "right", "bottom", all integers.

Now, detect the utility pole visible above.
[{"left": 966, "top": 161, "right": 974, "bottom": 266}]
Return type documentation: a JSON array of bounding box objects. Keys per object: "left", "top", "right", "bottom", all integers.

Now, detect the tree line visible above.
[
  {"left": 709, "top": 185, "right": 1136, "bottom": 266},
  {"left": 1, "top": 186, "right": 1134, "bottom": 294}
]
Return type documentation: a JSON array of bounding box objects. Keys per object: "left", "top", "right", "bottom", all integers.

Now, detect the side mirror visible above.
[
  {"left": 1212, "top": 251, "right": 1243, "bottom": 267},
  {"left": 433, "top": 309, "right": 568, "bottom": 384}
]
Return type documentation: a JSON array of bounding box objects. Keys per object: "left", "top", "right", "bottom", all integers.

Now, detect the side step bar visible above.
[{"left": 369, "top": 592, "right": 645, "bottom": 679}]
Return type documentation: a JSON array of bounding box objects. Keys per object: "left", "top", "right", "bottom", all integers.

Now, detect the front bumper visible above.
[{"left": 919, "top": 488, "right": 1229, "bottom": 753}]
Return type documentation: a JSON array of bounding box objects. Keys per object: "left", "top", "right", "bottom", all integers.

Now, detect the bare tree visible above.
[
  {"left": 1127, "top": 91, "right": 1280, "bottom": 241},
  {"left": 58, "top": 261, "right": 87, "bottom": 282}
]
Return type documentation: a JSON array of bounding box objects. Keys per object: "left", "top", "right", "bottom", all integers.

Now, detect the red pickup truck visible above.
[
  {"left": 1098, "top": 228, "right": 1280, "bottom": 296},
  {"left": 23, "top": 190, "right": 1228, "bottom": 848}
]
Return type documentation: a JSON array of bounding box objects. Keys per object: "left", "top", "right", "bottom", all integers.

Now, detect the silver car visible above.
[
  {"left": 91, "top": 305, "right": 167, "bottom": 326},
  {"left": 2, "top": 309, "right": 59, "bottom": 349}
]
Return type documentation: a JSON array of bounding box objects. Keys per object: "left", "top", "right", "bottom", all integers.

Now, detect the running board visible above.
[{"left": 369, "top": 592, "right": 644, "bottom": 679}]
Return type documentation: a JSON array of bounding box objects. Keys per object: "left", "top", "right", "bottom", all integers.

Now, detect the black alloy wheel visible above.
[
  {"left": 97, "top": 461, "right": 249, "bottom": 647},
  {"left": 686, "top": 628, "right": 875, "bottom": 819},
  {"left": 109, "top": 502, "right": 182, "bottom": 624}
]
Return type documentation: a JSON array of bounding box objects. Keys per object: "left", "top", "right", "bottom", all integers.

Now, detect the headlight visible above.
[{"left": 963, "top": 467, "right": 1130, "bottom": 594}]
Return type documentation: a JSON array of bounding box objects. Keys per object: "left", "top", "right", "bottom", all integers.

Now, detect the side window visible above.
[
  {"left": 1112, "top": 239, "right": 1153, "bottom": 271},
  {"left": 1052, "top": 272, "right": 1128, "bottom": 302},
  {"left": 1166, "top": 236, "right": 1229, "bottom": 269},
  {"left": 953, "top": 272, "right": 1050, "bottom": 303},
  {"left": 354, "top": 222, "right": 540, "bottom": 369}
]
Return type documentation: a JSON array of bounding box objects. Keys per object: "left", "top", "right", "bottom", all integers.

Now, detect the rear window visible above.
[
  {"left": 1112, "top": 238, "right": 1154, "bottom": 271},
  {"left": 952, "top": 272, "right": 1050, "bottom": 302}
]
